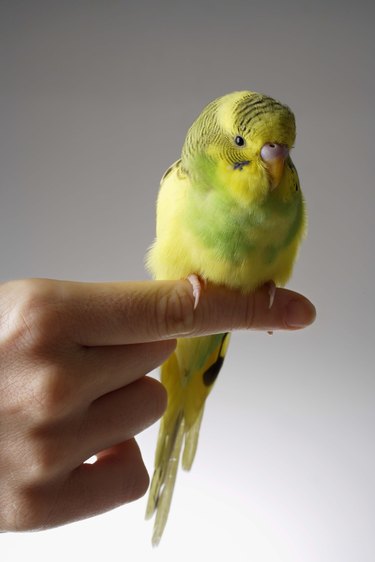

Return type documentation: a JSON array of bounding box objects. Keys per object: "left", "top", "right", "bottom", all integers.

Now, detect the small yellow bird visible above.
[{"left": 145, "top": 91, "right": 306, "bottom": 545}]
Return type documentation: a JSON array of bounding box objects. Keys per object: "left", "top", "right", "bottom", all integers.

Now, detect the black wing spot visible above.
[
  {"left": 202, "top": 334, "right": 229, "bottom": 387},
  {"left": 203, "top": 356, "right": 224, "bottom": 387}
]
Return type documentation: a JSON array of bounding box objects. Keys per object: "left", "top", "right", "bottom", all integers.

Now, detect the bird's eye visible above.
[{"left": 234, "top": 135, "right": 245, "bottom": 147}]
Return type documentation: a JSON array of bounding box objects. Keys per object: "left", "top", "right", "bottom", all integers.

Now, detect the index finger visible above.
[{"left": 48, "top": 278, "right": 316, "bottom": 346}]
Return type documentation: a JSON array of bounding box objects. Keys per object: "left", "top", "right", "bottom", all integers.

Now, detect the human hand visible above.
[{"left": 0, "top": 278, "right": 315, "bottom": 531}]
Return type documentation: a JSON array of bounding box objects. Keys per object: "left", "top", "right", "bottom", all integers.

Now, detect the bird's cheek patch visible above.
[{"left": 233, "top": 160, "right": 250, "bottom": 171}]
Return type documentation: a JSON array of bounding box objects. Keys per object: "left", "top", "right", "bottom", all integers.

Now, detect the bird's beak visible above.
[
  {"left": 260, "top": 143, "right": 289, "bottom": 190},
  {"left": 267, "top": 157, "right": 286, "bottom": 189}
]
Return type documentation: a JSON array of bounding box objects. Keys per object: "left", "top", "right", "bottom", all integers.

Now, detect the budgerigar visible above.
[{"left": 145, "top": 90, "right": 306, "bottom": 545}]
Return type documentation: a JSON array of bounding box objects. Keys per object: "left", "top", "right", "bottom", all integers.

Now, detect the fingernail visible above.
[{"left": 285, "top": 299, "right": 316, "bottom": 328}]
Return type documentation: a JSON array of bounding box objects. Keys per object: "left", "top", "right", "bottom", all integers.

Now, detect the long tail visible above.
[{"left": 145, "top": 332, "right": 230, "bottom": 546}]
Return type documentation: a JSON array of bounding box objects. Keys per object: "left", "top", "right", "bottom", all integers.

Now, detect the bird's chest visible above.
[{"left": 192, "top": 201, "right": 293, "bottom": 263}]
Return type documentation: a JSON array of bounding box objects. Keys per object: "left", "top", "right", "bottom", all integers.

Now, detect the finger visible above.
[
  {"left": 19, "top": 377, "right": 166, "bottom": 481},
  {"left": 73, "top": 339, "right": 175, "bottom": 402},
  {"left": 66, "top": 439, "right": 149, "bottom": 520},
  {"left": 21, "top": 439, "right": 149, "bottom": 530},
  {"left": 72, "top": 377, "right": 167, "bottom": 468},
  {"left": 6, "top": 278, "right": 315, "bottom": 347},
  {"left": 67, "top": 280, "right": 315, "bottom": 343},
  {"left": 231, "top": 284, "right": 317, "bottom": 332}
]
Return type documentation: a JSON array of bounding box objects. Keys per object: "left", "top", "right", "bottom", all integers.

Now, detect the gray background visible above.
[{"left": 1, "top": 1, "right": 374, "bottom": 561}]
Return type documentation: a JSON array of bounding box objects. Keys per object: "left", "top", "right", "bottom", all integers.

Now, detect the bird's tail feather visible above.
[
  {"left": 145, "top": 411, "right": 185, "bottom": 546},
  {"left": 182, "top": 406, "right": 204, "bottom": 470},
  {"left": 145, "top": 333, "right": 229, "bottom": 545}
]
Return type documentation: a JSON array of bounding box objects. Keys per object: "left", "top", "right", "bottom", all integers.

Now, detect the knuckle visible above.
[
  {"left": 26, "top": 439, "right": 63, "bottom": 482},
  {"left": 2, "top": 279, "right": 61, "bottom": 354},
  {"left": 17, "top": 419, "right": 68, "bottom": 484},
  {"left": 2, "top": 485, "right": 50, "bottom": 531},
  {"left": 246, "top": 286, "right": 272, "bottom": 330},
  {"left": 0, "top": 362, "right": 77, "bottom": 427},
  {"left": 29, "top": 366, "right": 77, "bottom": 421},
  {"left": 155, "top": 283, "right": 195, "bottom": 337},
  {"left": 243, "top": 292, "right": 256, "bottom": 329}
]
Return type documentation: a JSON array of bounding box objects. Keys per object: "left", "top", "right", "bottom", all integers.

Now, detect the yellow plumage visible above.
[{"left": 145, "top": 91, "right": 306, "bottom": 545}]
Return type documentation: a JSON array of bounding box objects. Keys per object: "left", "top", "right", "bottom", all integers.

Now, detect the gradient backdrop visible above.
[{"left": 1, "top": 1, "right": 374, "bottom": 561}]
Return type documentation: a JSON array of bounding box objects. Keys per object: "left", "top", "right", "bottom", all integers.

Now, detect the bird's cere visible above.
[
  {"left": 260, "top": 143, "right": 289, "bottom": 189},
  {"left": 260, "top": 142, "right": 289, "bottom": 163}
]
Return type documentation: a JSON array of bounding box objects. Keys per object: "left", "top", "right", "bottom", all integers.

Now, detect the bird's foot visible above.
[
  {"left": 264, "top": 281, "right": 276, "bottom": 335},
  {"left": 265, "top": 280, "right": 276, "bottom": 309},
  {"left": 186, "top": 274, "right": 205, "bottom": 310}
]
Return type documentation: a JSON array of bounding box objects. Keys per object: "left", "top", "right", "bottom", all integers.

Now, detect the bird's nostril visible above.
[{"left": 261, "top": 143, "right": 289, "bottom": 162}]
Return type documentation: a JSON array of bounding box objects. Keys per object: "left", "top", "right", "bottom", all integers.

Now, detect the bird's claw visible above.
[
  {"left": 187, "top": 274, "right": 204, "bottom": 309},
  {"left": 266, "top": 281, "right": 276, "bottom": 309},
  {"left": 265, "top": 281, "right": 276, "bottom": 335}
]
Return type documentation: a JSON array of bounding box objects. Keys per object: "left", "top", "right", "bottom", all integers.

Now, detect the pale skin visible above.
[{"left": 0, "top": 278, "right": 316, "bottom": 532}]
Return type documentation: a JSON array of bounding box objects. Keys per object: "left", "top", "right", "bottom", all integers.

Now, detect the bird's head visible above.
[{"left": 181, "top": 91, "right": 298, "bottom": 206}]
